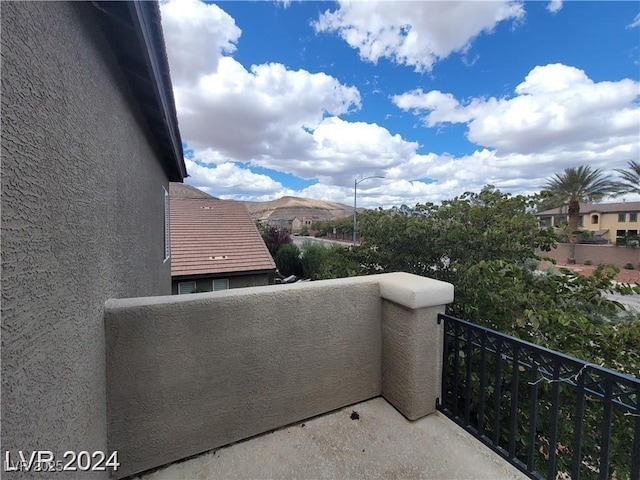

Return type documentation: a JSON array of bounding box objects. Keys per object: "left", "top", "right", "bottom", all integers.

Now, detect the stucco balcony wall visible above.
[{"left": 104, "top": 273, "right": 454, "bottom": 478}]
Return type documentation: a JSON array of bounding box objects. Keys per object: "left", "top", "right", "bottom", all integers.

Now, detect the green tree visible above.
[
  {"left": 355, "top": 187, "right": 556, "bottom": 283},
  {"left": 613, "top": 160, "right": 640, "bottom": 196},
  {"left": 300, "top": 242, "right": 328, "bottom": 279},
  {"left": 257, "top": 223, "right": 291, "bottom": 257},
  {"left": 316, "top": 245, "right": 364, "bottom": 279},
  {"left": 274, "top": 243, "right": 302, "bottom": 277},
  {"left": 542, "top": 166, "right": 616, "bottom": 263}
]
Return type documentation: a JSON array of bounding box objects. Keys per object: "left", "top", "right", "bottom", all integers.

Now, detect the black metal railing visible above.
[{"left": 437, "top": 314, "right": 640, "bottom": 480}]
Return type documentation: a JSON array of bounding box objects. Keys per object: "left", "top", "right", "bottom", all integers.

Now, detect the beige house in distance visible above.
[
  {"left": 535, "top": 201, "right": 640, "bottom": 244},
  {"left": 292, "top": 216, "right": 314, "bottom": 233}
]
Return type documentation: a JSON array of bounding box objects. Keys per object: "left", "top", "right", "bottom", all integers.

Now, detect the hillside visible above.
[{"left": 243, "top": 196, "right": 361, "bottom": 222}]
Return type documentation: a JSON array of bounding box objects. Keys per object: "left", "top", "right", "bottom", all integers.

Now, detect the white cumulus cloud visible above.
[
  {"left": 393, "top": 64, "right": 640, "bottom": 155},
  {"left": 547, "top": 0, "right": 563, "bottom": 14},
  {"left": 174, "top": 58, "right": 361, "bottom": 161},
  {"left": 160, "top": 0, "right": 241, "bottom": 85},
  {"left": 313, "top": 1, "right": 525, "bottom": 72}
]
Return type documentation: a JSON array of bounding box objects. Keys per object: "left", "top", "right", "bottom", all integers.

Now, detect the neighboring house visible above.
[
  {"left": 2, "top": 0, "right": 185, "bottom": 469},
  {"left": 292, "top": 216, "right": 315, "bottom": 234},
  {"left": 535, "top": 202, "right": 640, "bottom": 244},
  {"left": 265, "top": 218, "right": 293, "bottom": 232},
  {"left": 170, "top": 184, "right": 276, "bottom": 294}
]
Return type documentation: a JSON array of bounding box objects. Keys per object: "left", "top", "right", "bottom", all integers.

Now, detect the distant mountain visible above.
[
  {"left": 170, "top": 182, "right": 219, "bottom": 200},
  {"left": 243, "top": 196, "right": 363, "bottom": 222}
]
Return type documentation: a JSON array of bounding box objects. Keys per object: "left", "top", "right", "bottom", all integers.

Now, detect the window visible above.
[
  {"left": 163, "top": 186, "right": 170, "bottom": 262},
  {"left": 539, "top": 216, "right": 551, "bottom": 227},
  {"left": 213, "top": 278, "right": 229, "bottom": 291},
  {"left": 631, "top": 213, "right": 638, "bottom": 222},
  {"left": 578, "top": 215, "right": 583, "bottom": 227},
  {"left": 178, "top": 281, "right": 196, "bottom": 295},
  {"left": 591, "top": 215, "right": 599, "bottom": 224},
  {"left": 618, "top": 213, "right": 626, "bottom": 222}
]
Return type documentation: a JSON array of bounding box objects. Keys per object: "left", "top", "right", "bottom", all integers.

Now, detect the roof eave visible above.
[
  {"left": 128, "top": 1, "right": 186, "bottom": 181},
  {"left": 92, "top": 1, "right": 187, "bottom": 182}
]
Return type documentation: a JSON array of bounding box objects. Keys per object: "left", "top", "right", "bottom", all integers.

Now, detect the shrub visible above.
[
  {"left": 584, "top": 260, "right": 592, "bottom": 265},
  {"left": 624, "top": 263, "right": 635, "bottom": 270},
  {"left": 301, "top": 242, "right": 328, "bottom": 280},
  {"left": 274, "top": 243, "right": 302, "bottom": 277}
]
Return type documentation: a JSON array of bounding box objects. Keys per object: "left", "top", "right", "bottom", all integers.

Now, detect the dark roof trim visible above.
[
  {"left": 172, "top": 269, "right": 277, "bottom": 281},
  {"left": 92, "top": 1, "right": 187, "bottom": 181}
]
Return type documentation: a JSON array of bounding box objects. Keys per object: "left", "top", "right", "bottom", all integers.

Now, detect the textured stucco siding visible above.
[
  {"left": 105, "top": 280, "right": 384, "bottom": 478},
  {"left": 1, "top": 3, "right": 171, "bottom": 477}
]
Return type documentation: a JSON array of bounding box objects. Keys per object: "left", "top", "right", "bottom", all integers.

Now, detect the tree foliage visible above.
[
  {"left": 613, "top": 160, "right": 640, "bottom": 196},
  {"left": 300, "top": 242, "right": 328, "bottom": 280},
  {"left": 312, "top": 216, "right": 353, "bottom": 239},
  {"left": 356, "top": 187, "right": 557, "bottom": 284},
  {"left": 257, "top": 223, "right": 291, "bottom": 257},
  {"left": 274, "top": 243, "right": 302, "bottom": 277},
  {"left": 319, "top": 186, "right": 639, "bottom": 374}
]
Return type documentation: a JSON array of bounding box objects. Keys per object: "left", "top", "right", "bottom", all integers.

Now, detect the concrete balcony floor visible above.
[{"left": 135, "top": 397, "right": 528, "bottom": 480}]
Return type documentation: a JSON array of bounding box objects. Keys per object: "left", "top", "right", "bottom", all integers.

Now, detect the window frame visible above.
[
  {"left": 178, "top": 281, "right": 197, "bottom": 295},
  {"left": 618, "top": 213, "right": 626, "bottom": 222},
  {"left": 213, "top": 278, "right": 229, "bottom": 291}
]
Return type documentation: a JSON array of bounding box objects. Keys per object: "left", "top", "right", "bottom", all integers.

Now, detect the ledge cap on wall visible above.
[{"left": 378, "top": 272, "right": 454, "bottom": 310}]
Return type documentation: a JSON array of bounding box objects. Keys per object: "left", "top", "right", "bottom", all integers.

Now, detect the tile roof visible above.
[
  {"left": 170, "top": 198, "right": 276, "bottom": 277},
  {"left": 536, "top": 201, "right": 640, "bottom": 216}
]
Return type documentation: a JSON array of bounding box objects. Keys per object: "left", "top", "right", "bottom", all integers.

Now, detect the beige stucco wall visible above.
[
  {"left": 539, "top": 244, "right": 640, "bottom": 268},
  {"left": 105, "top": 273, "right": 454, "bottom": 478},
  {"left": 541, "top": 210, "right": 639, "bottom": 242},
  {"left": 2, "top": 3, "right": 172, "bottom": 478},
  {"left": 599, "top": 211, "right": 639, "bottom": 240}
]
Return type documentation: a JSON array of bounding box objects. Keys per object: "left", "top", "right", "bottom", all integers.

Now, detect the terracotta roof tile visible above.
[{"left": 170, "top": 198, "right": 276, "bottom": 277}]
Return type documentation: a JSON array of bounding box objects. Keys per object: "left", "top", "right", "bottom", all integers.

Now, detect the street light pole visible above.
[{"left": 353, "top": 175, "right": 385, "bottom": 245}]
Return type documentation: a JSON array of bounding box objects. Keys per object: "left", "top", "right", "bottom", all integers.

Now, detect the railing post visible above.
[{"left": 378, "top": 273, "right": 454, "bottom": 420}]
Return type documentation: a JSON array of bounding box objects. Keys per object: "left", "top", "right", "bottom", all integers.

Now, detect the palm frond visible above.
[{"left": 612, "top": 160, "right": 640, "bottom": 196}]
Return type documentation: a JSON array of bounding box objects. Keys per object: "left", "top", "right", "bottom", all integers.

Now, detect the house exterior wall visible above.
[
  {"left": 539, "top": 210, "right": 640, "bottom": 242},
  {"left": 291, "top": 217, "right": 303, "bottom": 233},
  {"left": 599, "top": 211, "right": 639, "bottom": 241},
  {"left": 2, "top": 3, "right": 172, "bottom": 477},
  {"left": 171, "top": 273, "right": 271, "bottom": 294}
]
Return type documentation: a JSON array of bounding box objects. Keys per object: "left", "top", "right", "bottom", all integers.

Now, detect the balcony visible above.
[
  {"left": 104, "top": 273, "right": 638, "bottom": 479},
  {"left": 134, "top": 397, "right": 525, "bottom": 480}
]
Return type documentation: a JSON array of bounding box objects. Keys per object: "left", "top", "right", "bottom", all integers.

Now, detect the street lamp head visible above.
[{"left": 355, "top": 175, "right": 385, "bottom": 186}]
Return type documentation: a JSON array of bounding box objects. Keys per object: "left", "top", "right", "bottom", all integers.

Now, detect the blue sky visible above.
[{"left": 161, "top": 0, "right": 640, "bottom": 207}]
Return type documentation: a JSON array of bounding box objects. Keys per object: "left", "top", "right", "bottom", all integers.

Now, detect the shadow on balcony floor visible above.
[{"left": 135, "top": 397, "right": 528, "bottom": 480}]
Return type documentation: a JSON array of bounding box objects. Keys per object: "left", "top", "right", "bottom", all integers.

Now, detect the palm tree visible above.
[
  {"left": 613, "top": 160, "right": 640, "bottom": 196},
  {"left": 543, "top": 166, "right": 617, "bottom": 263}
]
